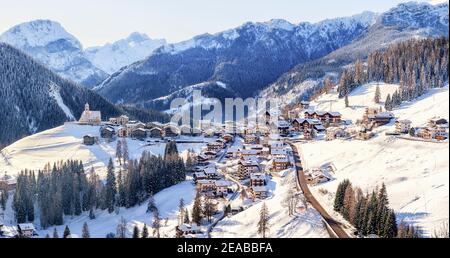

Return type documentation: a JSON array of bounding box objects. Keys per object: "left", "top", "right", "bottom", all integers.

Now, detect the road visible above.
[
  {"left": 206, "top": 138, "right": 241, "bottom": 238},
  {"left": 287, "top": 141, "right": 350, "bottom": 238}
]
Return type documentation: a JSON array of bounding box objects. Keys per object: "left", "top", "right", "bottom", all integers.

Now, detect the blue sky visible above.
[{"left": 0, "top": 0, "right": 442, "bottom": 47}]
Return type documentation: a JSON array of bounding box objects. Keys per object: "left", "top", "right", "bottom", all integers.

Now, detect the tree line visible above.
[
  {"left": 12, "top": 141, "right": 187, "bottom": 228},
  {"left": 337, "top": 37, "right": 449, "bottom": 110},
  {"left": 334, "top": 180, "right": 398, "bottom": 238}
]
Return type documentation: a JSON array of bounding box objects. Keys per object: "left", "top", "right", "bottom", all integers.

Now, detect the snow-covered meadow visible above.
[
  {"left": 298, "top": 83, "right": 449, "bottom": 237},
  {"left": 0, "top": 123, "right": 209, "bottom": 178}
]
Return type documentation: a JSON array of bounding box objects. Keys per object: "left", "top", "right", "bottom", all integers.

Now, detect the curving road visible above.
[{"left": 287, "top": 141, "right": 350, "bottom": 238}]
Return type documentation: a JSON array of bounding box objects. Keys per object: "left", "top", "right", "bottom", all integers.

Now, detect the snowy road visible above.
[{"left": 288, "top": 141, "right": 350, "bottom": 238}]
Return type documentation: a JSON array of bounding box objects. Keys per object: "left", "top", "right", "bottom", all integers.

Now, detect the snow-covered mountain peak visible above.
[
  {"left": 0, "top": 19, "right": 82, "bottom": 50},
  {"left": 381, "top": 1, "right": 449, "bottom": 28},
  {"left": 263, "top": 19, "right": 296, "bottom": 31},
  {"left": 85, "top": 32, "right": 167, "bottom": 74}
]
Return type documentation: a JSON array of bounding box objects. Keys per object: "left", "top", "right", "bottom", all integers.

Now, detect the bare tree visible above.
[
  {"left": 433, "top": 221, "right": 449, "bottom": 238},
  {"left": 116, "top": 216, "right": 127, "bottom": 238}
]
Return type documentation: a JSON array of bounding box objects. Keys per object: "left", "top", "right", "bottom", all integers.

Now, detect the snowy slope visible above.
[
  {"left": 0, "top": 123, "right": 209, "bottom": 178},
  {"left": 85, "top": 32, "right": 166, "bottom": 74},
  {"left": 296, "top": 83, "right": 449, "bottom": 237},
  {"left": 211, "top": 171, "right": 329, "bottom": 238}
]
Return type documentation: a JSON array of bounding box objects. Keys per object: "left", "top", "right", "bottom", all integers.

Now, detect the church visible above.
[{"left": 78, "top": 103, "right": 102, "bottom": 125}]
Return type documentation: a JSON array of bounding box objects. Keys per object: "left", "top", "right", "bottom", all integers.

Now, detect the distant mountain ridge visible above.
[
  {"left": 85, "top": 32, "right": 167, "bottom": 74},
  {"left": 0, "top": 43, "right": 169, "bottom": 148},
  {"left": 260, "top": 2, "right": 449, "bottom": 105},
  {"left": 96, "top": 11, "right": 378, "bottom": 109},
  {"left": 0, "top": 20, "right": 108, "bottom": 88}
]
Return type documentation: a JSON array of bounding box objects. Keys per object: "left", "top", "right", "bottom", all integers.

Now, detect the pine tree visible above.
[
  {"left": 132, "top": 225, "right": 140, "bottom": 238},
  {"left": 178, "top": 198, "right": 185, "bottom": 225},
  {"left": 142, "top": 224, "right": 149, "bottom": 238},
  {"left": 116, "top": 140, "right": 122, "bottom": 165},
  {"left": 257, "top": 203, "right": 270, "bottom": 238},
  {"left": 184, "top": 208, "right": 190, "bottom": 224},
  {"left": 116, "top": 216, "right": 127, "bottom": 238},
  {"left": 191, "top": 191, "right": 202, "bottom": 225},
  {"left": 105, "top": 158, "right": 117, "bottom": 213},
  {"left": 122, "top": 139, "right": 129, "bottom": 166},
  {"left": 63, "top": 225, "right": 71, "bottom": 238},
  {"left": 374, "top": 84, "right": 381, "bottom": 104},
  {"left": 383, "top": 210, "right": 398, "bottom": 238},
  {"left": 53, "top": 227, "right": 59, "bottom": 238},
  {"left": 345, "top": 94, "right": 349, "bottom": 108},
  {"left": 152, "top": 209, "right": 161, "bottom": 238},
  {"left": 385, "top": 94, "right": 392, "bottom": 111},
  {"left": 147, "top": 193, "right": 157, "bottom": 213},
  {"left": 82, "top": 222, "right": 90, "bottom": 238}
]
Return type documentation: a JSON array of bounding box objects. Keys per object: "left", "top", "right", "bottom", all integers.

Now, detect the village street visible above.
[{"left": 287, "top": 141, "right": 350, "bottom": 238}]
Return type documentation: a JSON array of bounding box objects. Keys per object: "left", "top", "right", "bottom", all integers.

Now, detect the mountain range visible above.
[
  {"left": 0, "top": 21, "right": 166, "bottom": 88},
  {"left": 0, "top": 1, "right": 448, "bottom": 112}
]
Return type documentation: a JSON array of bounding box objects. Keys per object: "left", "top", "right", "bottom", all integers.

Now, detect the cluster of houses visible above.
[{"left": 397, "top": 117, "right": 449, "bottom": 141}]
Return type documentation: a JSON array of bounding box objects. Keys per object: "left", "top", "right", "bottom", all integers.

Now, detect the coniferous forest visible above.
[
  {"left": 11, "top": 141, "right": 186, "bottom": 228},
  {"left": 333, "top": 180, "right": 419, "bottom": 238},
  {"left": 337, "top": 37, "right": 449, "bottom": 110}
]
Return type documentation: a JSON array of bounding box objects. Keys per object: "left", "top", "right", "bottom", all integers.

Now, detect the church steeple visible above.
[{"left": 85, "top": 103, "right": 90, "bottom": 112}]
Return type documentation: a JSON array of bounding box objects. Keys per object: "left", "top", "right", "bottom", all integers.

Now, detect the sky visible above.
[{"left": 0, "top": 0, "right": 445, "bottom": 48}]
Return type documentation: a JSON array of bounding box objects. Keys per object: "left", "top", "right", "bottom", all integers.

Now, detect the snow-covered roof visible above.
[
  {"left": 252, "top": 185, "right": 267, "bottom": 192},
  {"left": 204, "top": 167, "right": 218, "bottom": 175},
  {"left": 271, "top": 148, "right": 287, "bottom": 155},
  {"left": 250, "top": 173, "right": 266, "bottom": 180},
  {"left": 18, "top": 223, "right": 35, "bottom": 231},
  {"left": 215, "top": 180, "right": 231, "bottom": 187}
]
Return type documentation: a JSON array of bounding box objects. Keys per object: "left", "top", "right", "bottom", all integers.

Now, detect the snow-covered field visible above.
[
  {"left": 298, "top": 83, "right": 449, "bottom": 237},
  {"left": 0, "top": 123, "right": 209, "bottom": 178},
  {"left": 211, "top": 171, "right": 329, "bottom": 238}
]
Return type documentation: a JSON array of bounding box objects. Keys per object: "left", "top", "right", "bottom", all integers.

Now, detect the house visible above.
[
  {"left": 303, "top": 129, "right": 316, "bottom": 140},
  {"left": 214, "top": 180, "right": 232, "bottom": 196},
  {"left": 428, "top": 118, "right": 448, "bottom": 128},
  {"left": 197, "top": 154, "right": 210, "bottom": 166},
  {"left": 117, "top": 127, "right": 129, "bottom": 138},
  {"left": 222, "top": 134, "right": 234, "bottom": 143},
  {"left": 0, "top": 173, "right": 17, "bottom": 191},
  {"left": 395, "top": 120, "right": 412, "bottom": 134},
  {"left": 237, "top": 160, "right": 260, "bottom": 179},
  {"left": 79, "top": 103, "right": 101, "bottom": 125},
  {"left": 250, "top": 173, "right": 267, "bottom": 186},
  {"left": 176, "top": 224, "right": 202, "bottom": 238},
  {"left": 270, "top": 148, "right": 287, "bottom": 156},
  {"left": 83, "top": 135, "right": 96, "bottom": 145},
  {"left": 268, "top": 140, "right": 284, "bottom": 150},
  {"left": 272, "top": 155, "right": 291, "bottom": 171},
  {"left": 149, "top": 127, "right": 163, "bottom": 138},
  {"left": 109, "top": 115, "right": 129, "bottom": 126},
  {"left": 164, "top": 124, "right": 180, "bottom": 138},
  {"left": 271, "top": 120, "right": 290, "bottom": 136},
  {"left": 417, "top": 127, "right": 434, "bottom": 139},
  {"left": 305, "top": 169, "right": 330, "bottom": 185},
  {"left": 17, "top": 223, "right": 36, "bottom": 238},
  {"left": 100, "top": 126, "right": 115, "bottom": 139},
  {"left": 226, "top": 146, "right": 241, "bottom": 159},
  {"left": 244, "top": 134, "right": 258, "bottom": 144},
  {"left": 240, "top": 149, "right": 259, "bottom": 160},
  {"left": 131, "top": 128, "right": 147, "bottom": 140},
  {"left": 196, "top": 180, "right": 216, "bottom": 192},
  {"left": 204, "top": 167, "right": 221, "bottom": 180},
  {"left": 368, "top": 112, "right": 394, "bottom": 127},
  {"left": 304, "top": 111, "right": 342, "bottom": 126},
  {"left": 251, "top": 185, "right": 268, "bottom": 199},
  {"left": 207, "top": 142, "right": 223, "bottom": 152},
  {"left": 193, "top": 172, "right": 207, "bottom": 182},
  {"left": 300, "top": 101, "right": 310, "bottom": 110},
  {"left": 356, "top": 128, "right": 375, "bottom": 140},
  {"left": 326, "top": 127, "right": 349, "bottom": 141}
]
